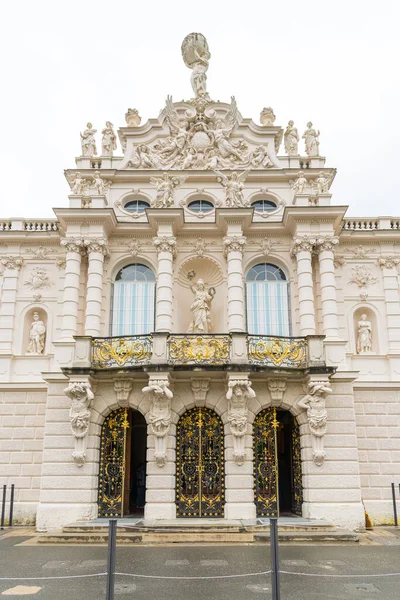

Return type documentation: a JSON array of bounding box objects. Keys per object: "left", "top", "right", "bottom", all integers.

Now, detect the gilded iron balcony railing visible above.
[
  {"left": 91, "top": 335, "right": 153, "bottom": 368},
  {"left": 247, "top": 335, "right": 308, "bottom": 368},
  {"left": 168, "top": 334, "right": 231, "bottom": 365}
]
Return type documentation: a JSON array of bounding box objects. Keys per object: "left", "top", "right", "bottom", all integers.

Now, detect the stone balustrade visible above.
[{"left": 71, "top": 333, "right": 326, "bottom": 370}]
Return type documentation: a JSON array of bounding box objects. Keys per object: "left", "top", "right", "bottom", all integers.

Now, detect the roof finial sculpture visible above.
[{"left": 181, "top": 33, "right": 211, "bottom": 100}]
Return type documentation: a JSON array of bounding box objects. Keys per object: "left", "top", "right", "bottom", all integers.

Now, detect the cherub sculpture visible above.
[
  {"left": 154, "top": 96, "right": 190, "bottom": 163},
  {"left": 290, "top": 171, "right": 308, "bottom": 195},
  {"left": 69, "top": 172, "right": 88, "bottom": 195},
  {"left": 212, "top": 97, "right": 248, "bottom": 163},
  {"left": 150, "top": 173, "right": 186, "bottom": 208},
  {"left": 312, "top": 172, "right": 332, "bottom": 195},
  {"left": 215, "top": 168, "right": 250, "bottom": 207}
]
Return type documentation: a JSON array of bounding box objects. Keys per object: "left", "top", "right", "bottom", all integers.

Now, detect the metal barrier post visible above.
[
  {"left": 270, "top": 517, "right": 281, "bottom": 600},
  {"left": 392, "top": 483, "right": 398, "bottom": 527},
  {"left": 9, "top": 484, "right": 15, "bottom": 527},
  {"left": 1, "top": 485, "right": 6, "bottom": 530},
  {"left": 106, "top": 518, "right": 117, "bottom": 600}
]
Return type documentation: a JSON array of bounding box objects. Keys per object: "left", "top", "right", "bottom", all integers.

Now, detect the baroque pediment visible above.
[{"left": 119, "top": 95, "right": 283, "bottom": 171}]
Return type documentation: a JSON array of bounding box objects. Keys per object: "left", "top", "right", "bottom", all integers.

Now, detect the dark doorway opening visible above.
[
  {"left": 277, "top": 410, "right": 294, "bottom": 514},
  {"left": 124, "top": 409, "right": 147, "bottom": 517}
]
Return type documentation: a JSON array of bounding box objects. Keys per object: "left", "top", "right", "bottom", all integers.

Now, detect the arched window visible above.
[
  {"left": 251, "top": 199, "right": 277, "bottom": 214},
  {"left": 111, "top": 264, "right": 155, "bottom": 336},
  {"left": 123, "top": 200, "right": 150, "bottom": 214},
  {"left": 188, "top": 199, "right": 214, "bottom": 214},
  {"left": 246, "top": 263, "right": 290, "bottom": 336}
]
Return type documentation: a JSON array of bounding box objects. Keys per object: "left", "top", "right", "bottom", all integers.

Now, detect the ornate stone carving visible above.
[
  {"left": 125, "top": 108, "right": 142, "bottom": 127},
  {"left": 312, "top": 172, "right": 332, "bottom": 195},
  {"left": 345, "top": 245, "right": 373, "bottom": 259},
  {"left": 250, "top": 237, "right": 283, "bottom": 255},
  {"left": 181, "top": 33, "right": 211, "bottom": 100},
  {"left": 186, "top": 237, "right": 213, "bottom": 257},
  {"left": 226, "top": 378, "right": 256, "bottom": 465},
  {"left": 80, "top": 123, "right": 97, "bottom": 157},
  {"left": 25, "top": 246, "right": 53, "bottom": 259},
  {"left": 357, "top": 314, "right": 372, "bottom": 353},
  {"left": 260, "top": 107, "right": 276, "bottom": 126},
  {"left": 153, "top": 235, "right": 177, "bottom": 256},
  {"left": 290, "top": 236, "right": 316, "bottom": 256},
  {"left": 101, "top": 121, "right": 117, "bottom": 156},
  {"left": 223, "top": 235, "right": 247, "bottom": 256},
  {"left": 377, "top": 255, "right": 400, "bottom": 270},
  {"left": 314, "top": 236, "right": 339, "bottom": 253},
  {"left": 297, "top": 380, "right": 331, "bottom": 466},
  {"left": 334, "top": 256, "right": 346, "bottom": 269},
  {"left": 123, "top": 239, "right": 143, "bottom": 256},
  {"left": 91, "top": 171, "right": 111, "bottom": 195},
  {"left": 142, "top": 378, "right": 173, "bottom": 467},
  {"left": 251, "top": 146, "right": 273, "bottom": 168},
  {"left": 267, "top": 379, "right": 287, "bottom": 407},
  {"left": 24, "top": 267, "right": 52, "bottom": 290},
  {"left": 215, "top": 169, "right": 250, "bottom": 207},
  {"left": 191, "top": 379, "right": 210, "bottom": 405},
  {"left": 69, "top": 172, "right": 88, "bottom": 196},
  {"left": 114, "top": 379, "right": 133, "bottom": 408},
  {"left": 127, "top": 145, "right": 162, "bottom": 169},
  {"left": 284, "top": 121, "right": 299, "bottom": 155},
  {"left": 60, "top": 237, "right": 84, "bottom": 254},
  {"left": 26, "top": 312, "right": 46, "bottom": 355},
  {"left": 187, "top": 279, "right": 216, "bottom": 333},
  {"left": 290, "top": 171, "right": 308, "bottom": 195},
  {"left": 150, "top": 173, "right": 186, "bottom": 208},
  {"left": 83, "top": 238, "right": 109, "bottom": 255},
  {"left": 0, "top": 256, "right": 24, "bottom": 270},
  {"left": 349, "top": 265, "right": 378, "bottom": 300},
  {"left": 64, "top": 382, "right": 94, "bottom": 467},
  {"left": 303, "top": 122, "right": 320, "bottom": 156}
]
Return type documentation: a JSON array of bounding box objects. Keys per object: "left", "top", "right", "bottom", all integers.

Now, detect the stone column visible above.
[
  {"left": 84, "top": 238, "right": 109, "bottom": 336},
  {"left": 60, "top": 238, "right": 84, "bottom": 340},
  {"left": 0, "top": 256, "right": 24, "bottom": 354},
  {"left": 315, "top": 236, "right": 340, "bottom": 339},
  {"left": 378, "top": 256, "right": 400, "bottom": 353},
  {"left": 153, "top": 235, "right": 176, "bottom": 333},
  {"left": 223, "top": 236, "right": 246, "bottom": 332},
  {"left": 290, "top": 237, "right": 316, "bottom": 335}
]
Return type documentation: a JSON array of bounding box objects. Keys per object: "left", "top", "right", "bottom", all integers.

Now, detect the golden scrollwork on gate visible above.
[
  {"left": 247, "top": 336, "right": 307, "bottom": 368},
  {"left": 253, "top": 407, "right": 279, "bottom": 517},
  {"left": 168, "top": 335, "right": 231, "bottom": 365},
  {"left": 92, "top": 335, "right": 152, "bottom": 368},
  {"left": 291, "top": 417, "right": 303, "bottom": 515},
  {"left": 98, "top": 408, "right": 129, "bottom": 517},
  {"left": 176, "top": 407, "right": 225, "bottom": 517}
]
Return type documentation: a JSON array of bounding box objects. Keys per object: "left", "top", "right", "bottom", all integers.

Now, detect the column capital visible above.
[
  {"left": 377, "top": 255, "right": 400, "bottom": 270},
  {"left": 290, "top": 236, "right": 316, "bottom": 257},
  {"left": 83, "top": 237, "right": 109, "bottom": 255},
  {"left": 314, "top": 235, "right": 339, "bottom": 254},
  {"left": 0, "top": 255, "right": 24, "bottom": 270},
  {"left": 153, "top": 235, "right": 177, "bottom": 257},
  {"left": 60, "top": 237, "right": 85, "bottom": 254},
  {"left": 223, "top": 235, "right": 247, "bottom": 257}
]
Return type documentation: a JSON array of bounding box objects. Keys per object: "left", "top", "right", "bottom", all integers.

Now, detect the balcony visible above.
[{"left": 71, "top": 333, "right": 326, "bottom": 372}]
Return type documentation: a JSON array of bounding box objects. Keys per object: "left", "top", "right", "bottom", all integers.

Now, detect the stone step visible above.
[{"left": 254, "top": 530, "right": 360, "bottom": 544}]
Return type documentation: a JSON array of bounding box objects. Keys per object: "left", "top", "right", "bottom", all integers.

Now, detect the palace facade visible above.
[{"left": 1, "top": 33, "right": 399, "bottom": 531}]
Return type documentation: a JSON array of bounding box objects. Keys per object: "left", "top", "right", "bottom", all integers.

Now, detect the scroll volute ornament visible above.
[
  {"left": 65, "top": 381, "right": 94, "bottom": 467},
  {"left": 142, "top": 378, "right": 173, "bottom": 467},
  {"left": 226, "top": 378, "right": 256, "bottom": 466},
  {"left": 297, "top": 380, "right": 332, "bottom": 466}
]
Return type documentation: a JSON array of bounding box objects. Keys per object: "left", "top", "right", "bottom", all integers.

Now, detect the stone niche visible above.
[
  {"left": 174, "top": 256, "right": 226, "bottom": 332},
  {"left": 23, "top": 306, "right": 48, "bottom": 355},
  {"left": 353, "top": 307, "right": 378, "bottom": 354}
]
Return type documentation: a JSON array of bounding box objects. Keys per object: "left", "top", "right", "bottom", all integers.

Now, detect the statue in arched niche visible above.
[
  {"left": 187, "top": 279, "right": 216, "bottom": 334},
  {"left": 26, "top": 312, "right": 46, "bottom": 355},
  {"left": 356, "top": 314, "right": 372, "bottom": 353}
]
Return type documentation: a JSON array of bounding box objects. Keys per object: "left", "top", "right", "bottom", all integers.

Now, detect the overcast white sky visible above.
[{"left": 1, "top": 0, "right": 399, "bottom": 218}]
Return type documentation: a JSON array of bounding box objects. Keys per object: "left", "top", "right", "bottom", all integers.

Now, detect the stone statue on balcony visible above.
[
  {"left": 26, "top": 312, "right": 46, "bottom": 355},
  {"left": 297, "top": 380, "right": 331, "bottom": 466},
  {"left": 101, "top": 121, "right": 117, "bottom": 156},
  {"left": 284, "top": 121, "right": 299, "bottom": 155},
  {"left": 356, "top": 314, "right": 372, "bottom": 353},
  {"left": 181, "top": 32, "right": 211, "bottom": 99},
  {"left": 187, "top": 279, "right": 216, "bottom": 334},
  {"left": 80, "top": 123, "right": 97, "bottom": 157},
  {"left": 303, "top": 122, "right": 320, "bottom": 156}
]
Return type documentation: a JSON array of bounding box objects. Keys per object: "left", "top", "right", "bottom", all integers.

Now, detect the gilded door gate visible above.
[
  {"left": 176, "top": 407, "right": 225, "bottom": 517},
  {"left": 253, "top": 408, "right": 303, "bottom": 517},
  {"left": 98, "top": 408, "right": 129, "bottom": 517}
]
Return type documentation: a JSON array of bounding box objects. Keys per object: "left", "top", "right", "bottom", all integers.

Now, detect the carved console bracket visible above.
[
  {"left": 64, "top": 381, "right": 94, "bottom": 467},
  {"left": 226, "top": 374, "right": 255, "bottom": 466},
  {"left": 142, "top": 374, "right": 173, "bottom": 467},
  {"left": 267, "top": 379, "right": 287, "bottom": 407},
  {"left": 191, "top": 379, "right": 210, "bottom": 406},
  {"left": 297, "top": 379, "right": 332, "bottom": 466},
  {"left": 114, "top": 379, "right": 133, "bottom": 408}
]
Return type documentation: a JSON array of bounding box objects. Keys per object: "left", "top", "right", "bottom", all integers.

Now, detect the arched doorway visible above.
[
  {"left": 253, "top": 408, "right": 303, "bottom": 517},
  {"left": 98, "top": 408, "right": 147, "bottom": 518},
  {"left": 176, "top": 407, "right": 225, "bottom": 518}
]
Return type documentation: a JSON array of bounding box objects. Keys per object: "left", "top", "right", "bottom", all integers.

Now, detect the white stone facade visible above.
[{"left": 0, "top": 34, "right": 399, "bottom": 531}]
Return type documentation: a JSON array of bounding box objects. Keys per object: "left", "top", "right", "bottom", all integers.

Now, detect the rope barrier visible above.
[{"left": 280, "top": 571, "right": 400, "bottom": 578}]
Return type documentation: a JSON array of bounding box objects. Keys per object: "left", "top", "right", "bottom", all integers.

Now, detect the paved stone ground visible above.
[{"left": 0, "top": 528, "right": 400, "bottom": 598}]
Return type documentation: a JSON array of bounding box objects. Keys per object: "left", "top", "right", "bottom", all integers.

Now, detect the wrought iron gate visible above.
[
  {"left": 176, "top": 407, "right": 225, "bottom": 517},
  {"left": 98, "top": 408, "right": 129, "bottom": 517},
  {"left": 253, "top": 408, "right": 303, "bottom": 517}
]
